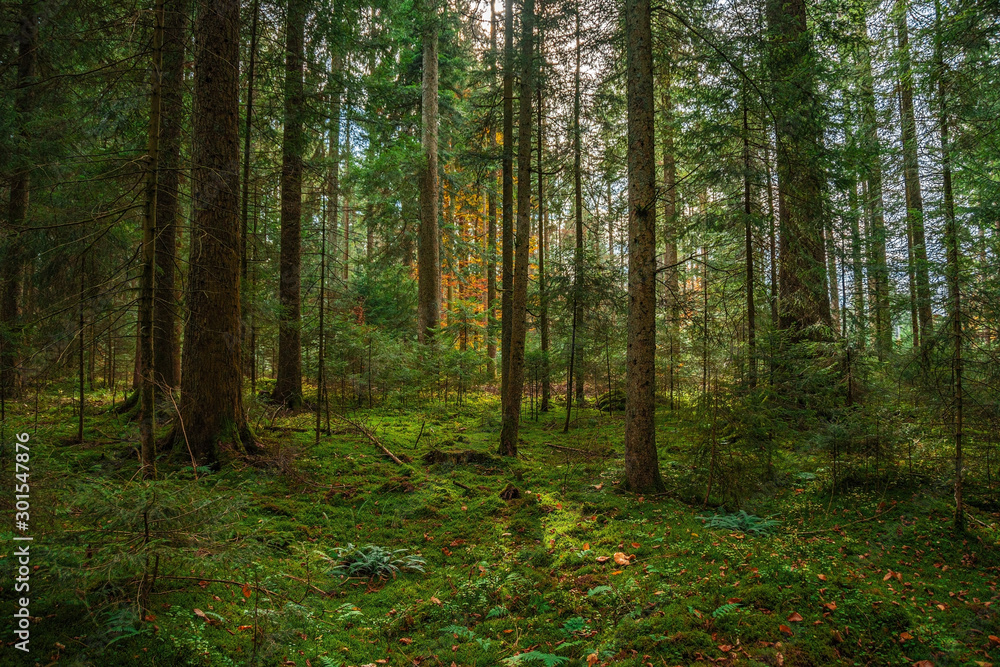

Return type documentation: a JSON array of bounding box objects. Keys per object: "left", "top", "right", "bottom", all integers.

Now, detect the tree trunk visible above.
[
  {"left": 500, "top": 0, "right": 514, "bottom": 407},
  {"left": 152, "top": 0, "right": 187, "bottom": 392},
  {"left": 141, "top": 0, "right": 165, "bottom": 477},
  {"left": 855, "top": 26, "right": 892, "bottom": 357},
  {"left": 623, "top": 0, "right": 664, "bottom": 494},
  {"left": 661, "top": 48, "right": 680, "bottom": 408},
  {"left": 179, "top": 0, "right": 250, "bottom": 466},
  {"left": 743, "top": 92, "right": 756, "bottom": 389},
  {"left": 934, "top": 0, "right": 963, "bottom": 532},
  {"left": 240, "top": 0, "right": 260, "bottom": 378},
  {"left": 273, "top": 0, "right": 306, "bottom": 408},
  {"left": 768, "top": 0, "right": 832, "bottom": 336},
  {"left": 897, "top": 0, "right": 933, "bottom": 343},
  {"left": 499, "top": 0, "right": 533, "bottom": 457},
  {"left": 571, "top": 0, "right": 585, "bottom": 409},
  {"left": 418, "top": 0, "right": 440, "bottom": 343},
  {"left": 537, "top": 26, "right": 549, "bottom": 412},
  {"left": 486, "top": 0, "right": 498, "bottom": 379},
  {"left": 1, "top": 0, "right": 36, "bottom": 399}
]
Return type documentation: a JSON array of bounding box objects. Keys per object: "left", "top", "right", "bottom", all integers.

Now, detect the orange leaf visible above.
[
  {"left": 779, "top": 624, "right": 793, "bottom": 636},
  {"left": 817, "top": 574, "right": 827, "bottom": 581},
  {"left": 718, "top": 645, "right": 732, "bottom": 652},
  {"left": 193, "top": 608, "right": 208, "bottom": 620},
  {"left": 787, "top": 612, "right": 803, "bottom": 622},
  {"left": 883, "top": 571, "right": 894, "bottom": 581},
  {"left": 430, "top": 596, "right": 442, "bottom": 605},
  {"left": 989, "top": 635, "right": 1000, "bottom": 645},
  {"left": 631, "top": 542, "right": 641, "bottom": 548},
  {"left": 242, "top": 586, "right": 252, "bottom": 598},
  {"left": 823, "top": 602, "right": 837, "bottom": 612},
  {"left": 582, "top": 543, "right": 590, "bottom": 551},
  {"left": 899, "top": 631, "right": 914, "bottom": 641},
  {"left": 596, "top": 556, "right": 610, "bottom": 563},
  {"left": 238, "top": 625, "right": 254, "bottom": 631},
  {"left": 556, "top": 503, "right": 563, "bottom": 509},
  {"left": 610, "top": 570, "right": 623, "bottom": 575},
  {"left": 400, "top": 638, "right": 413, "bottom": 645},
  {"left": 613, "top": 552, "right": 629, "bottom": 566},
  {"left": 586, "top": 654, "right": 599, "bottom": 667}
]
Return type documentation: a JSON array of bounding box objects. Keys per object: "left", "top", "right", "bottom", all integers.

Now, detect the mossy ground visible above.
[{"left": 2, "top": 386, "right": 998, "bottom": 666}]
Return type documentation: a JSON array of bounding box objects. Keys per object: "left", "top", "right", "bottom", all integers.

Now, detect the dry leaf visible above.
[
  {"left": 242, "top": 585, "right": 252, "bottom": 598},
  {"left": 779, "top": 624, "right": 793, "bottom": 636},
  {"left": 400, "top": 638, "right": 413, "bottom": 645},
  {"left": 430, "top": 596, "right": 442, "bottom": 605},
  {"left": 883, "top": 571, "right": 894, "bottom": 581},
  {"left": 787, "top": 612, "right": 803, "bottom": 622},
  {"left": 613, "top": 552, "right": 629, "bottom": 566},
  {"left": 631, "top": 542, "right": 641, "bottom": 548},
  {"left": 594, "top": 484, "right": 603, "bottom": 491},
  {"left": 556, "top": 503, "right": 563, "bottom": 509},
  {"left": 817, "top": 574, "right": 827, "bottom": 581},
  {"left": 596, "top": 556, "right": 610, "bottom": 563},
  {"left": 823, "top": 602, "right": 837, "bottom": 612},
  {"left": 193, "top": 608, "right": 208, "bottom": 620},
  {"left": 718, "top": 645, "right": 732, "bottom": 652},
  {"left": 586, "top": 654, "right": 599, "bottom": 667},
  {"left": 582, "top": 542, "right": 590, "bottom": 550},
  {"left": 899, "top": 631, "right": 914, "bottom": 641},
  {"left": 989, "top": 635, "right": 1000, "bottom": 645},
  {"left": 912, "top": 661, "right": 934, "bottom": 667},
  {"left": 610, "top": 570, "right": 623, "bottom": 575},
  {"left": 936, "top": 604, "right": 947, "bottom": 611}
]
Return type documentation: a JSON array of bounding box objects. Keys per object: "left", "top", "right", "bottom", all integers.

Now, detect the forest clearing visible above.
[{"left": 1, "top": 0, "right": 999, "bottom": 664}]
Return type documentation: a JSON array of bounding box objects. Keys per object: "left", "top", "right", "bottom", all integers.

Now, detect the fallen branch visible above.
[
  {"left": 546, "top": 443, "right": 606, "bottom": 457},
  {"left": 334, "top": 414, "right": 408, "bottom": 465}
]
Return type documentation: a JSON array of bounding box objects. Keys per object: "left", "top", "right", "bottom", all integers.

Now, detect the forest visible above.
[{"left": 1, "top": 0, "right": 999, "bottom": 663}]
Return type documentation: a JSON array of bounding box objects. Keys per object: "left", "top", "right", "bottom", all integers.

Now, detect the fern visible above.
[
  {"left": 587, "top": 585, "right": 613, "bottom": 597},
  {"left": 712, "top": 602, "right": 740, "bottom": 618},
  {"left": 697, "top": 510, "right": 780, "bottom": 536},
  {"left": 317, "top": 544, "right": 426, "bottom": 579},
  {"left": 503, "top": 650, "right": 570, "bottom": 666},
  {"left": 441, "top": 624, "right": 477, "bottom": 640}
]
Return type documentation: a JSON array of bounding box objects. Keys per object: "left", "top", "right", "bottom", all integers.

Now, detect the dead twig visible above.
[{"left": 334, "top": 413, "right": 408, "bottom": 465}]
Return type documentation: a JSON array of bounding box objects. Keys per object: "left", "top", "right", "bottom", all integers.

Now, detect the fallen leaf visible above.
[
  {"left": 238, "top": 625, "right": 254, "bottom": 631},
  {"left": 613, "top": 552, "right": 629, "bottom": 566},
  {"left": 594, "top": 484, "right": 603, "bottom": 491},
  {"left": 586, "top": 654, "right": 599, "bottom": 667},
  {"left": 779, "top": 624, "right": 793, "bottom": 636},
  {"left": 400, "top": 638, "right": 413, "bottom": 645},
  {"left": 817, "top": 574, "right": 827, "bottom": 581},
  {"left": 583, "top": 543, "right": 590, "bottom": 550},
  {"left": 899, "top": 631, "right": 914, "bottom": 641},
  {"left": 198, "top": 580, "right": 209, "bottom": 588},
  {"left": 989, "top": 635, "right": 1000, "bottom": 645},
  {"left": 718, "top": 645, "right": 732, "bottom": 652},
  {"left": 884, "top": 571, "right": 894, "bottom": 581},
  {"left": 912, "top": 661, "right": 934, "bottom": 667},
  {"left": 193, "top": 609, "right": 208, "bottom": 620},
  {"left": 610, "top": 570, "right": 623, "bottom": 575},
  {"left": 631, "top": 542, "right": 641, "bottom": 548},
  {"left": 556, "top": 503, "right": 563, "bottom": 509},
  {"left": 242, "top": 586, "right": 252, "bottom": 598},
  {"left": 787, "top": 612, "right": 803, "bottom": 622},
  {"left": 430, "top": 596, "right": 442, "bottom": 605},
  {"left": 936, "top": 604, "right": 947, "bottom": 611},
  {"left": 596, "top": 556, "right": 610, "bottom": 563},
  {"left": 823, "top": 602, "right": 837, "bottom": 612}
]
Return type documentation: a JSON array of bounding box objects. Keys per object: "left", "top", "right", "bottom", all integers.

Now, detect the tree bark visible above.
[
  {"left": 537, "top": 20, "right": 549, "bottom": 412},
  {"left": 1, "top": 0, "right": 36, "bottom": 399},
  {"left": 153, "top": 0, "right": 187, "bottom": 392},
  {"left": 179, "top": 0, "right": 250, "bottom": 466},
  {"left": 273, "top": 0, "right": 306, "bottom": 408},
  {"left": 499, "top": 0, "right": 533, "bottom": 457},
  {"left": 141, "top": 0, "right": 166, "bottom": 477},
  {"left": 661, "top": 48, "right": 680, "bottom": 408},
  {"left": 768, "top": 0, "right": 832, "bottom": 337},
  {"left": 623, "top": 0, "right": 664, "bottom": 493},
  {"left": 418, "top": 0, "right": 440, "bottom": 343}
]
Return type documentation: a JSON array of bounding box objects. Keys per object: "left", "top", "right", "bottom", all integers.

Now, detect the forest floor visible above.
[{"left": 3, "top": 387, "right": 999, "bottom": 667}]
